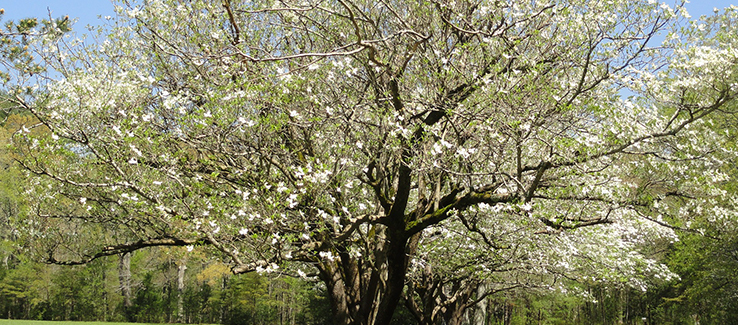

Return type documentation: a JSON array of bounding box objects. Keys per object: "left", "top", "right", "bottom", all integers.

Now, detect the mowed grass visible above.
[{"left": 0, "top": 320, "right": 163, "bottom": 325}]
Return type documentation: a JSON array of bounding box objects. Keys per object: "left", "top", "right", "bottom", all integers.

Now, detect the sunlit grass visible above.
[{"left": 0, "top": 320, "right": 172, "bottom": 325}]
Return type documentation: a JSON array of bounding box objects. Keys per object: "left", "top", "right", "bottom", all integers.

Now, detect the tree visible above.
[
  {"left": 4, "top": 1, "right": 738, "bottom": 324},
  {"left": 634, "top": 7, "right": 738, "bottom": 324}
]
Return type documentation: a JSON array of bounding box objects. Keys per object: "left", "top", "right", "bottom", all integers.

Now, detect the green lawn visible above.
[{"left": 0, "top": 320, "right": 163, "bottom": 325}]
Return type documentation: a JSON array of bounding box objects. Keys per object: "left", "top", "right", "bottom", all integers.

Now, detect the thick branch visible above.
[
  {"left": 45, "top": 236, "right": 206, "bottom": 265},
  {"left": 405, "top": 190, "right": 517, "bottom": 236}
]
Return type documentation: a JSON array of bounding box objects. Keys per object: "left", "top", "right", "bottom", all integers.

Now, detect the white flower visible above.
[
  {"left": 287, "top": 193, "right": 299, "bottom": 208},
  {"left": 269, "top": 263, "right": 279, "bottom": 272},
  {"left": 431, "top": 142, "right": 443, "bottom": 155},
  {"left": 239, "top": 228, "right": 249, "bottom": 235},
  {"left": 276, "top": 183, "right": 288, "bottom": 193},
  {"left": 238, "top": 117, "right": 256, "bottom": 127},
  {"left": 440, "top": 139, "right": 453, "bottom": 148},
  {"left": 520, "top": 203, "right": 532, "bottom": 212},
  {"left": 456, "top": 147, "right": 471, "bottom": 159},
  {"left": 127, "top": 7, "right": 142, "bottom": 18},
  {"left": 130, "top": 144, "right": 142, "bottom": 156},
  {"left": 319, "top": 251, "right": 336, "bottom": 261}
]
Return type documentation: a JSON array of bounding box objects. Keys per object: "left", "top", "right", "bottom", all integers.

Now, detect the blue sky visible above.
[
  {"left": 1, "top": 1, "right": 116, "bottom": 30},
  {"left": 1, "top": 1, "right": 737, "bottom": 32},
  {"left": 2, "top": 1, "right": 738, "bottom": 33},
  {"left": 0, "top": 0, "right": 735, "bottom": 45}
]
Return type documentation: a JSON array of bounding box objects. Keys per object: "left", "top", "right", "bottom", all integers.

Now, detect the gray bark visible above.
[
  {"left": 472, "top": 284, "right": 488, "bottom": 325},
  {"left": 118, "top": 252, "right": 133, "bottom": 321},
  {"left": 177, "top": 263, "right": 187, "bottom": 323}
]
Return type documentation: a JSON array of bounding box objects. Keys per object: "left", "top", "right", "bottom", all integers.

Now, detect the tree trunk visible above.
[
  {"left": 503, "top": 301, "right": 512, "bottom": 325},
  {"left": 318, "top": 227, "right": 414, "bottom": 325},
  {"left": 473, "top": 284, "right": 488, "bottom": 325},
  {"left": 404, "top": 266, "right": 479, "bottom": 325},
  {"left": 118, "top": 252, "right": 133, "bottom": 321},
  {"left": 177, "top": 263, "right": 187, "bottom": 323},
  {"left": 102, "top": 267, "right": 108, "bottom": 322}
]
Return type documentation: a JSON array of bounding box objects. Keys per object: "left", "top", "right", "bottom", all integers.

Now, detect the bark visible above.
[
  {"left": 404, "top": 266, "right": 479, "bottom": 325},
  {"left": 472, "top": 284, "right": 489, "bottom": 325},
  {"left": 118, "top": 252, "right": 133, "bottom": 321},
  {"left": 177, "top": 263, "right": 187, "bottom": 323},
  {"left": 503, "top": 302, "right": 512, "bottom": 325},
  {"left": 318, "top": 228, "right": 417, "bottom": 325},
  {"left": 102, "top": 268, "right": 108, "bottom": 321}
]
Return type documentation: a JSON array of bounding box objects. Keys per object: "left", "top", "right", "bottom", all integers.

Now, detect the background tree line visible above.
[
  {"left": 0, "top": 237, "right": 333, "bottom": 324},
  {"left": 1, "top": 239, "right": 737, "bottom": 325}
]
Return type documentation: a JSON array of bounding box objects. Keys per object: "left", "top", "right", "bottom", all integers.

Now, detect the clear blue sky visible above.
[
  {"left": 1, "top": 0, "right": 116, "bottom": 30},
  {"left": 0, "top": 1, "right": 736, "bottom": 35}
]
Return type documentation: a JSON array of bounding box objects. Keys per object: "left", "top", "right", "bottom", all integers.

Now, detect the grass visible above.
[{"left": 0, "top": 320, "right": 160, "bottom": 325}]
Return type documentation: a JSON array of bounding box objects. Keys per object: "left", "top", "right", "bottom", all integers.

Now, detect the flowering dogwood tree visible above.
[{"left": 4, "top": 1, "right": 738, "bottom": 324}]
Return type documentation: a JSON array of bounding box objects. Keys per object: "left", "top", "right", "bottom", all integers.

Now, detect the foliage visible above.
[{"left": 0, "top": 248, "right": 332, "bottom": 324}]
